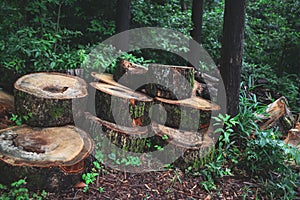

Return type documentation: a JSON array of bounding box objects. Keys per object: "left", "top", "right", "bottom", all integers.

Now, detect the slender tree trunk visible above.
[
  {"left": 115, "top": 0, "right": 131, "bottom": 51},
  {"left": 219, "top": 0, "right": 246, "bottom": 116},
  {"left": 189, "top": 0, "right": 204, "bottom": 70},
  {"left": 190, "top": 0, "right": 204, "bottom": 44}
]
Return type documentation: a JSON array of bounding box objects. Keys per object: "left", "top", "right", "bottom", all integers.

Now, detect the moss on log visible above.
[
  {"left": 82, "top": 112, "right": 149, "bottom": 153},
  {"left": 145, "top": 64, "right": 195, "bottom": 100},
  {"left": 152, "top": 96, "right": 219, "bottom": 131},
  {"left": 0, "top": 125, "right": 94, "bottom": 191},
  {"left": 14, "top": 72, "right": 88, "bottom": 127},
  {"left": 91, "top": 82, "right": 153, "bottom": 127},
  {"left": 151, "top": 122, "right": 215, "bottom": 170}
]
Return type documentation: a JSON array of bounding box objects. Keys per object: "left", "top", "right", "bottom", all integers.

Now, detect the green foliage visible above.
[
  {"left": 82, "top": 161, "right": 101, "bottom": 192},
  {"left": 235, "top": 89, "right": 299, "bottom": 199},
  {"left": 196, "top": 90, "right": 299, "bottom": 198},
  {"left": 10, "top": 113, "right": 32, "bottom": 126},
  {"left": 0, "top": 179, "right": 47, "bottom": 200}
]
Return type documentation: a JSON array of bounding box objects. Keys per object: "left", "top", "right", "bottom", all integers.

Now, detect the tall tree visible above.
[
  {"left": 115, "top": 0, "right": 131, "bottom": 51},
  {"left": 189, "top": 0, "right": 204, "bottom": 70},
  {"left": 220, "top": 0, "right": 246, "bottom": 116},
  {"left": 190, "top": 0, "right": 204, "bottom": 44}
]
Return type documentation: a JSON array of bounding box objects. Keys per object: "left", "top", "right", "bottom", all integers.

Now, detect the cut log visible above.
[
  {"left": 14, "top": 72, "right": 88, "bottom": 127},
  {"left": 91, "top": 72, "right": 130, "bottom": 90},
  {"left": 90, "top": 82, "right": 153, "bottom": 127},
  {"left": 78, "top": 112, "right": 166, "bottom": 172},
  {"left": 257, "top": 96, "right": 295, "bottom": 134},
  {"left": 0, "top": 91, "right": 14, "bottom": 129},
  {"left": 151, "top": 122, "right": 215, "bottom": 169},
  {"left": 0, "top": 125, "right": 94, "bottom": 191},
  {"left": 152, "top": 96, "right": 220, "bottom": 131},
  {"left": 82, "top": 112, "right": 149, "bottom": 153},
  {"left": 145, "top": 64, "right": 195, "bottom": 100},
  {"left": 113, "top": 59, "right": 148, "bottom": 90}
]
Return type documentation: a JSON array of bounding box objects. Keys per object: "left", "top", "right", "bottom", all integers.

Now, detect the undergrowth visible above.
[{"left": 197, "top": 85, "right": 300, "bottom": 199}]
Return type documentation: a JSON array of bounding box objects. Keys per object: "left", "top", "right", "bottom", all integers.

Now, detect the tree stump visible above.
[
  {"left": 145, "top": 64, "right": 195, "bottom": 100},
  {"left": 0, "top": 125, "right": 94, "bottom": 191},
  {"left": 81, "top": 112, "right": 149, "bottom": 153},
  {"left": 90, "top": 82, "right": 153, "bottom": 127},
  {"left": 151, "top": 122, "right": 215, "bottom": 169},
  {"left": 113, "top": 59, "right": 148, "bottom": 90},
  {"left": 14, "top": 72, "right": 88, "bottom": 127},
  {"left": 152, "top": 96, "right": 219, "bottom": 131},
  {"left": 257, "top": 96, "right": 295, "bottom": 135}
]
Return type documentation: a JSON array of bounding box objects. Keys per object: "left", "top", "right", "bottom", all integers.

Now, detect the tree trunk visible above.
[
  {"left": 145, "top": 64, "right": 195, "bottom": 100},
  {"left": 115, "top": 0, "right": 131, "bottom": 51},
  {"left": 151, "top": 122, "right": 215, "bottom": 170},
  {"left": 90, "top": 82, "right": 153, "bottom": 127},
  {"left": 190, "top": 0, "right": 204, "bottom": 44},
  {"left": 219, "top": 0, "right": 246, "bottom": 116},
  {"left": 14, "top": 72, "right": 88, "bottom": 127},
  {"left": 0, "top": 125, "right": 94, "bottom": 191},
  {"left": 152, "top": 96, "right": 219, "bottom": 131}
]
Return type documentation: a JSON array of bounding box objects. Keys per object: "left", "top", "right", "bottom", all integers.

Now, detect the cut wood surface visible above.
[
  {"left": 113, "top": 59, "right": 148, "bottom": 90},
  {"left": 145, "top": 64, "right": 195, "bottom": 100},
  {"left": 0, "top": 125, "right": 94, "bottom": 191},
  {"left": 151, "top": 122, "right": 215, "bottom": 169},
  {"left": 91, "top": 72, "right": 130, "bottom": 90},
  {"left": 257, "top": 96, "right": 295, "bottom": 134},
  {"left": 14, "top": 72, "right": 88, "bottom": 127},
  {"left": 153, "top": 96, "right": 219, "bottom": 131},
  {"left": 91, "top": 82, "right": 153, "bottom": 127}
]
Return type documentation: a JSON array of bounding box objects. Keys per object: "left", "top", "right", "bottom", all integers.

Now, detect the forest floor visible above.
[
  {"left": 51, "top": 165, "right": 261, "bottom": 200},
  {"left": 0, "top": 90, "right": 299, "bottom": 200}
]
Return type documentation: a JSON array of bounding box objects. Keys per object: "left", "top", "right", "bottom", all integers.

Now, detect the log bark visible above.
[
  {"left": 0, "top": 125, "right": 94, "bottom": 191},
  {"left": 152, "top": 96, "right": 219, "bottom": 131},
  {"left": 90, "top": 82, "right": 153, "bottom": 127},
  {"left": 145, "top": 64, "right": 195, "bottom": 100},
  {"left": 151, "top": 122, "right": 215, "bottom": 170},
  {"left": 113, "top": 59, "right": 148, "bottom": 90},
  {"left": 81, "top": 112, "right": 149, "bottom": 153},
  {"left": 14, "top": 72, "right": 88, "bottom": 127},
  {"left": 257, "top": 96, "right": 295, "bottom": 135},
  {"left": 0, "top": 91, "right": 14, "bottom": 129}
]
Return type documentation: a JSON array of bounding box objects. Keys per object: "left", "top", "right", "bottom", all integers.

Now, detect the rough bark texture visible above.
[
  {"left": 152, "top": 96, "right": 219, "bottom": 131},
  {"left": 14, "top": 72, "right": 88, "bottom": 127},
  {"left": 0, "top": 125, "right": 94, "bottom": 191},
  {"left": 151, "top": 122, "right": 215, "bottom": 170},
  {"left": 219, "top": 0, "right": 246, "bottom": 116},
  {"left": 81, "top": 112, "right": 149, "bottom": 153},
  {"left": 0, "top": 91, "right": 14, "bottom": 118},
  {"left": 91, "top": 82, "right": 153, "bottom": 127},
  {"left": 257, "top": 96, "right": 295, "bottom": 135},
  {"left": 145, "top": 64, "right": 195, "bottom": 100},
  {"left": 113, "top": 59, "right": 148, "bottom": 90}
]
